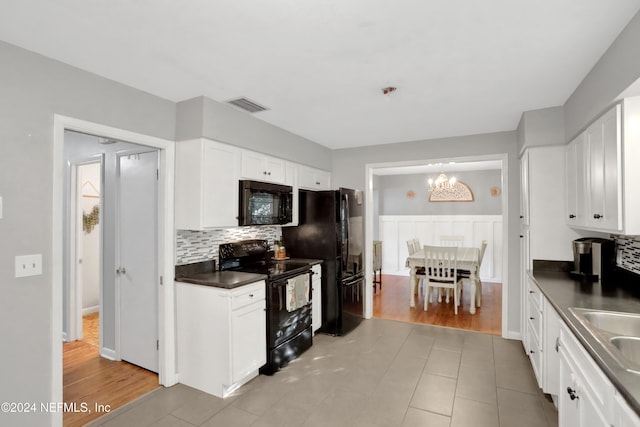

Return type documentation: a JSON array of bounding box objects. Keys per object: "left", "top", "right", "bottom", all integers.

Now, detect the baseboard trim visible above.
[
  {"left": 82, "top": 305, "right": 99, "bottom": 316},
  {"left": 504, "top": 330, "right": 522, "bottom": 341},
  {"left": 101, "top": 347, "right": 117, "bottom": 360}
]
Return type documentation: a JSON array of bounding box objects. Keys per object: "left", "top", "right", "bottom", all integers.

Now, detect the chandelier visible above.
[{"left": 428, "top": 173, "right": 456, "bottom": 192}]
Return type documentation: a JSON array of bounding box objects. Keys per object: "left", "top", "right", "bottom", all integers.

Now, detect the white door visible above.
[{"left": 117, "top": 150, "right": 159, "bottom": 372}]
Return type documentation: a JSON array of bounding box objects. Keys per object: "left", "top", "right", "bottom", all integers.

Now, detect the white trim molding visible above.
[{"left": 52, "top": 115, "right": 176, "bottom": 427}]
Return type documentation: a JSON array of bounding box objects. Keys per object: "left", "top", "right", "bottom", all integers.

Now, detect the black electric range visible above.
[{"left": 219, "top": 240, "right": 313, "bottom": 375}]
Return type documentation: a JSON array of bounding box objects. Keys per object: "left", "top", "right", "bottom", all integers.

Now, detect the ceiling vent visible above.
[{"left": 226, "top": 97, "right": 268, "bottom": 113}]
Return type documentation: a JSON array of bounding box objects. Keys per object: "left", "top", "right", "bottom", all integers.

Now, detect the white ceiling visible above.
[{"left": 1, "top": 1, "right": 639, "bottom": 149}]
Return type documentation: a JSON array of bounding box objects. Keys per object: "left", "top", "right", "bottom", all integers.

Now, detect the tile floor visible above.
[{"left": 87, "top": 319, "right": 558, "bottom": 427}]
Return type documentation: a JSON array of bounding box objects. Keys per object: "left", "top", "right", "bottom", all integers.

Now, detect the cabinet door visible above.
[
  {"left": 241, "top": 150, "right": 268, "bottom": 181},
  {"left": 543, "top": 299, "right": 561, "bottom": 396},
  {"left": 231, "top": 301, "right": 266, "bottom": 384},
  {"left": 299, "top": 166, "right": 318, "bottom": 189},
  {"left": 264, "top": 156, "right": 286, "bottom": 183},
  {"left": 587, "top": 106, "right": 622, "bottom": 231},
  {"left": 520, "top": 151, "right": 530, "bottom": 226},
  {"left": 203, "top": 142, "right": 240, "bottom": 228},
  {"left": 241, "top": 150, "right": 286, "bottom": 183},
  {"left": 565, "top": 141, "right": 579, "bottom": 225},
  {"left": 315, "top": 170, "right": 331, "bottom": 190},
  {"left": 613, "top": 392, "right": 640, "bottom": 427},
  {"left": 558, "top": 345, "right": 580, "bottom": 427}
]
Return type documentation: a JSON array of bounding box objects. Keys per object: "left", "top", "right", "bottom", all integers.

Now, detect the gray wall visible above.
[
  {"left": 176, "top": 96, "right": 333, "bottom": 170},
  {"left": 517, "top": 106, "right": 565, "bottom": 153},
  {"left": 564, "top": 11, "right": 640, "bottom": 139},
  {"left": 378, "top": 170, "right": 502, "bottom": 215},
  {"left": 331, "top": 131, "right": 520, "bottom": 335},
  {"left": 0, "top": 40, "right": 175, "bottom": 426}
]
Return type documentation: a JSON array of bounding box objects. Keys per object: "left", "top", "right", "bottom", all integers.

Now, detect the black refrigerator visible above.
[{"left": 282, "top": 188, "right": 364, "bottom": 336}]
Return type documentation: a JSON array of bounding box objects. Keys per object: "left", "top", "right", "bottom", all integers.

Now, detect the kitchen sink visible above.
[
  {"left": 569, "top": 308, "right": 640, "bottom": 373},
  {"left": 610, "top": 337, "right": 640, "bottom": 369},
  {"left": 580, "top": 310, "right": 640, "bottom": 336}
]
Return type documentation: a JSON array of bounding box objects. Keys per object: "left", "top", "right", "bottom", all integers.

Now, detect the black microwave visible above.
[{"left": 238, "top": 180, "right": 293, "bottom": 226}]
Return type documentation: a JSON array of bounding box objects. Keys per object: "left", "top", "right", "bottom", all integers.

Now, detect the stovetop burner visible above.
[{"left": 219, "top": 240, "right": 310, "bottom": 280}]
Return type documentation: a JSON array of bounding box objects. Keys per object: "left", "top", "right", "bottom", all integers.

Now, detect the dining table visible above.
[{"left": 406, "top": 246, "right": 481, "bottom": 314}]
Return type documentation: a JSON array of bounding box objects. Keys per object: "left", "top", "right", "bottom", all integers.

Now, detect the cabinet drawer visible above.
[
  {"left": 231, "top": 281, "right": 266, "bottom": 310},
  {"left": 527, "top": 279, "right": 543, "bottom": 309},
  {"left": 527, "top": 296, "right": 542, "bottom": 342},
  {"left": 527, "top": 323, "right": 543, "bottom": 387}
]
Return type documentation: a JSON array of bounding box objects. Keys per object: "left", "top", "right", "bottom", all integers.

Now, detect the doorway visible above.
[
  {"left": 62, "top": 133, "right": 162, "bottom": 425},
  {"left": 364, "top": 154, "right": 510, "bottom": 337},
  {"left": 52, "top": 115, "right": 176, "bottom": 427}
]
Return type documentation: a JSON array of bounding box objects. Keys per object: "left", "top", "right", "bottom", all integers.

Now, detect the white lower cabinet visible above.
[
  {"left": 311, "top": 264, "right": 322, "bottom": 333},
  {"left": 614, "top": 392, "right": 640, "bottom": 427},
  {"left": 176, "top": 280, "right": 266, "bottom": 398},
  {"left": 558, "top": 323, "right": 613, "bottom": 427}
]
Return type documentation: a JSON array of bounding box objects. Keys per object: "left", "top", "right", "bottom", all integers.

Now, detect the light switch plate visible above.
[{"left": 15, "top": 254, "right": 43, "bottom": 278}]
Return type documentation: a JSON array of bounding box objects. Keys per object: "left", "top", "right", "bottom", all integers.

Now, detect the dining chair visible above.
[
  {"left": 457, "top": 240, "right": 488, "bottom": 307},
  {"left": 422, "top": 245, "right": 463, "bottom": 314},
  {"left": 406, "top": 239, "right": 426, "bottom": 296},
  {"left": 439, "top": 235, "right": 465, "bottom": 247}
]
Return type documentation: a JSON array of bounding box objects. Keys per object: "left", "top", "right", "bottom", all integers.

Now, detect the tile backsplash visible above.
[
  {"left": 176, "top": 226, "right": 282, "bottom": 265},
  {"left": 613, "top": 236, "right": 640, "bottom": 274}
]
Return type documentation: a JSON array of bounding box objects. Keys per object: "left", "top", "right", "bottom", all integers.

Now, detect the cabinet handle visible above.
[
  {"left": 520, "top": 235, "right": 524, "bottom": 238},
  {"left": 529, "top": 316, "right": 535, "bottom": 320},
  {"left": 593, "top": 213, "right": 602, "bottom": 219},
  {"left": 569, "top": 214, "right": 576, "bottom": 219},
  {"left": 249, "top": 294, "right": 254, "bottom": 298},
  {"left": 315, "top": 181, "right": 320, "bottom": 185},
  {"left": 529, "top": 290, "right": 535, "bottom": 294},
  {"left": 263, "top": 171, "right": 267, "bottom": 175},
  {"left": 555, "top": 337, "right": 560, "bottom": 352},
  {"left": 268, "top": 172, "right": 271, "bottom": 176},
  {"left": 566, "top": 387, "right": 579, "bottom": 401},
  {"left": 519, "top": 215, "right": 524, "bottom": 219},
  {"left": 529, "top": 350, "right": 535, "bottom": 354}
]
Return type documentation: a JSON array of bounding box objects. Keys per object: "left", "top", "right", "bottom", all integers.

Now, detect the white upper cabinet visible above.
[
  {"left": 586, "top": 105, "right": 621, "bottom": 231},
  {"left": 520, "top": 150, "right": 530, "bottom": 226},
  {"left": 175, "top": 138, "right": 240, "bottom": 229},
  {"left": 564, "top": 102, "right": 640, "bottom": 233},
  {"left": 241, "top": 150, "right": 286, "bottom": 184},
  {"left": 299, "top": 165, "right": 331, "bottom": 190},
  {"left": 565, "top": 134, "right": 588, "bottom": 227}
]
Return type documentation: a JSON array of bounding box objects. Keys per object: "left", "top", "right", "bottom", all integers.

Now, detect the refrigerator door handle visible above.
[{"left": 341, "top": 193, "right": 350, "bottom": 273}]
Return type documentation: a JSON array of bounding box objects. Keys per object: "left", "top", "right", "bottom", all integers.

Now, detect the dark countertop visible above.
[
  {"left": 174, "top": 260, "right": 266, "bottom": 289},
  {"left": 174, "top": 258, "right": 322, "bottom": 289},
  {"left": 176, "top": 270, "right": 267, "bottom": 289},
  {"left": 530, "top": 268, "right": 640, "bottom": 414}
]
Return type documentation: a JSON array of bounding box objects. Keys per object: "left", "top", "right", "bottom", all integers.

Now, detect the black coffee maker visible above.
[{"left": 570, "top": 238, "right": 615, "bottom": 282}]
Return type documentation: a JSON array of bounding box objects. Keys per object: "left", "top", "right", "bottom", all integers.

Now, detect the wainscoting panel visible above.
[{"left": 378, "top": 215, "right": 503, "bottom": 281}]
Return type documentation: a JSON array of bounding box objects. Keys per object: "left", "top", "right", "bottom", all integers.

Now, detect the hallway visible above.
[{"left": 63, "top": 314, "right": 159, "bottom": 427}]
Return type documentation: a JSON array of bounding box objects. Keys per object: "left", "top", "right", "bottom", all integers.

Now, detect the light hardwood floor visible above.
[
  {"left": 63, "top": 314, "right": 159, "bottom": 427},
  {"left": 373, "top": 274, "right": 502, "bottom": 335}
]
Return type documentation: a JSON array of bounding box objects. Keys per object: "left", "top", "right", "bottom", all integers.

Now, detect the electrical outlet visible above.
[{"left": 15, "top": 254, "right": 43, "bottom": 278}]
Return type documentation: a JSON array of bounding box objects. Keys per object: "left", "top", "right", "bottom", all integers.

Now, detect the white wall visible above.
[{"left": 379, "top": 215, "right": 503, "bottom": 282}]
